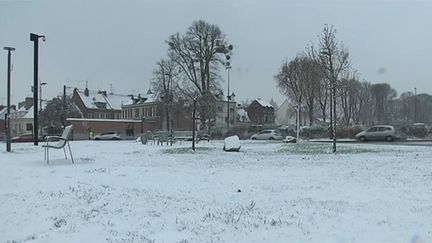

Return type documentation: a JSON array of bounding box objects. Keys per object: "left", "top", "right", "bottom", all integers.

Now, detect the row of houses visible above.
[{"left": 1, "top": 86, "right": 307, "bottom": 139}]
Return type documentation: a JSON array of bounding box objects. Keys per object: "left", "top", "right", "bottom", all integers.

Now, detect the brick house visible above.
[
  {"left": 121, "top": 91, "right": 164, "bottom": 131},
  {"left": 247, "top": 98, "right": 275, "bottom": 125},
  {"left": 72, "top": 88, "right": 132, "bottom": 120},
  {"left": 0, "top": 106, "right": 7, "bottom": 137},
  {"left": 121, "top": 90, "right": 193, "bottom": 132}
]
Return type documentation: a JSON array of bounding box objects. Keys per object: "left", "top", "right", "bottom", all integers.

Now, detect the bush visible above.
[{"left": 336, "top": 126, "right": 364, "bottom": 138}]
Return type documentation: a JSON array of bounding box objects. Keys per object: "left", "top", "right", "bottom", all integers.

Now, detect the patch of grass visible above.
[
  {"left": 277, "top": 143, "right": 375, "bottom": 155},
  {"left": 163, "top": 147, "right": 216, "bottom": 154}
]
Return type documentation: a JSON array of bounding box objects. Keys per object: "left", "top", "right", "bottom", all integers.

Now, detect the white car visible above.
[
  {"left": 355, "top": 125, "right": 401, "bottom": 142},
  {"left": 250, "top": 129, "right": 283, "bottom": 140},
  {"left": 282, "top": 136, "right": 297, "bottom": 143},
  {"left": 94, "top": 131, "right": 122, "bottom": 140}
]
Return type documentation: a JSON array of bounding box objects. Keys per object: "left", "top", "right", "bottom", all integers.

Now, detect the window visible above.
[
  {"left": 26, "top": 123, "right": 33, "bottom": 131},
  {"left": 218, "top": 106, "right": 222, "bottom": 112},
  {"left": 367, "top": 127, "right": 378, "bottom": 132},
  {"left": 88, "top": 113, "right": 92, "bottom": 118}
]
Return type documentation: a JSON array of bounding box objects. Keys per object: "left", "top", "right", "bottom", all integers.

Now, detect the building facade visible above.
[
  {"left": 247, "top": 98, "right": 275, "bottom": 125},
  {"left": 72, "top": 88, "right": 132, "bottom": 120}
]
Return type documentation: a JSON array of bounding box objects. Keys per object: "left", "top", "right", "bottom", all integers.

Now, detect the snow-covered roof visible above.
[
  {"left": 0, "top": 107, "right": 7, "bottom": 120},
  {"left": 256, "top": 98, "right": 273, "bottom": 108},
  {"left": 236, "top": 108, "right": 250, "bottom": 122},
  {"left": 23, "top": 106, "right": 34, "bottom": 119},
  {"left": 105, "top": 93, "right": 134, "bottom": 110},
  {"left": 76, "top": 89, "right": 133, "bottom": 110}
]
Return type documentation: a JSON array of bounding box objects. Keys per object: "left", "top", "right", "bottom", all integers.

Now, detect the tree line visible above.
[{"left": 275, "top": 25, "right": 432, "bottom": 128}]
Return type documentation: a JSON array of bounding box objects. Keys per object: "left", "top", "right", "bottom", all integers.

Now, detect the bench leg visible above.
[
  {"left": 63, "top": 147, "right": 68, "bottom": 159},
  {"left": 47, "top": 147, "right": 49, "bottom": 164},
  {"left": 67, "top": 142, "right": 74, "bottom": 164}
]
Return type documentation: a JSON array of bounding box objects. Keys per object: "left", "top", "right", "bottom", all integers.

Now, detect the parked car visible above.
[
  {"left": 355, "top": 125, "right": 402, "bottom": 142},
  {"left": 93, "top": 131, "right": 122, "bottom": 140},
  {"left": 282, "top": 135, "right": 297, "bottom": 143},
  {"left": 250, "top": 129, "right": 283, "bottom": 140},
  {"left": 11, "top": 133, "right": 43, "bottom": 143}
]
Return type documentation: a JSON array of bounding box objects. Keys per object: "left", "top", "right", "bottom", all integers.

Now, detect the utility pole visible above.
[
  {"left": 192, "top": 98, "right": 197, "bottom": 151},
  {"left": 4, "top": 46, "right": 15, "bottom": 152},
  {"left": 30, "top": 33, "right": 45, "bottom": 145},
  {"left": 414, "top": 87, "right": 417, "bottom": 123},
  {"left": 226, "top": 65, "right": 231, "bottom": 130},
  {"left": 62, "top": 85, "right": 66, "bottom": 126}
]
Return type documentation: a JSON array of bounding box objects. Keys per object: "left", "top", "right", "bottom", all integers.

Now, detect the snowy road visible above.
[{"left": 1, "top": 140, "right": 431, "bottom": 243}]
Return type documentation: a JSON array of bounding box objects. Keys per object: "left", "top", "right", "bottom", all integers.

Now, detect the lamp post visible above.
[
  {"left": 414, "top": 87, "right": 417, "bottom": 123},
  {"left": 39, "top": 82, "right": 47, "bottom": 113},
  {"left": 30, "top": 33, "right": 45, "bottom": 145},
  {"left": 192, "top": 98, "right": 197, "bottom": 151},
  {"left": 223, "top": 44, "right": 234, "bottom": 130},
  {"left": 226, "top": 64, "right": 232, "bottom": 129},
  {"left": 38, "top": 82, "right": 47, "bottom": 137},
  {"left": 4, "top": 46, "right": 15, "bottom": 152}
]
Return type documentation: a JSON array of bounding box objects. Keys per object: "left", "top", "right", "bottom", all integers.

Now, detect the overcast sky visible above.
[{"left": 1, "top": 0, "right": 431, "bottom": 106}]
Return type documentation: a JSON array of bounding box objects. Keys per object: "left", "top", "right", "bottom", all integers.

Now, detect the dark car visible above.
[{"left": 11, "top": 134, "right": 43, "bottom": 143}]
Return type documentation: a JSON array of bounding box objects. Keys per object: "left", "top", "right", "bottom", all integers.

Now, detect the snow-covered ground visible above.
[{"left": 1, "top": 140, "right": 431, "bottom": 243}]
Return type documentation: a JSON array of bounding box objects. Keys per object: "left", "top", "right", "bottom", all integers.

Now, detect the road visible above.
[{"left": 311, "top": 139, "right": 432, "bottom": 147}]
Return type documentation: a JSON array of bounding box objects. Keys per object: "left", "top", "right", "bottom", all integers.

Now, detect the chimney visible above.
[{"left": 84, "top": 87, "right": 89, "bottom": 96}]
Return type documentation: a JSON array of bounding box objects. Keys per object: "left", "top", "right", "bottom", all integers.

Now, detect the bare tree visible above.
[
  {"left": 166, "top": 20, "right": 231, "bottom": 129},
  {"left": 310, "top": 25, "right": 350, "bottom": 153},
  {"left": 275, "top": 57, "right": 304, "bottom": 124},
  {"left": 317, "top": 77, "right": 330, "bottom": 123},
  {"left": 299, "top": 57, "right": 322, "bottom": 126},
  {"left": 151, "top": 57, "right": 181, "bottom": 131},
  {"left": 370, "top": 83, "right": 397, "bottom": 124}
]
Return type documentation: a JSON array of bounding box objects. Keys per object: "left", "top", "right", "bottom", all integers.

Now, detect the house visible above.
[
  {"left": 0, "top": 106, "right": 7, "bottom": 137},
  {"left": 121, "top": 90, "right": 193, "bottom": 132},
  {"left": 275, "top": 99, "right": 297, "bottom": 126},
  {"left": 214, "top": 92, "right": 237, "bottom": 130},
  {"left": 247, "top": 98, "right": 275, "bottom": 125},
  {"left": 72, "top": 88, "right": 132, "bottom": 120},
  {"left": 235, "top": 104, "right": 250, "bottom": 128},
  {"left": 9, "top": 104, "right": 34, "bottom": 136},
  {"left": 121, "top": 90, "right": 164, "bottom": 131}
]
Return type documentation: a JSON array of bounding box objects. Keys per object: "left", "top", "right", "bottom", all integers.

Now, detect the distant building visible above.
[
  {"left": 121, "top": 90, "right": 193, "bottom": 132},
  {"left": 235, "top": 104, "right": 250, "bottom": 128},
  {"left": 275, "top": 99, "right": 296, "bottom": 126},
  {"left": 72, "top": 88, "right": 132, "bottom": 120},
  {"left": 9, "top": 100, "right": 34, "bottom": 136},
  {"left": 121, "top": 90, "right": 164, "bottom": 131},
  {"left": 0, "top": 106, "right": 8, "bottom": 136},
  {"left": 247, "top": 98, "right": 275, "bottom": 125},
  {"left": 214, "top": 92, "right": 237, "bottom": 130}
]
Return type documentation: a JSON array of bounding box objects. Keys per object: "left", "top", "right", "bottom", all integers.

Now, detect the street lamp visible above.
[
  {"left": 223, "top": 44, "right": 233, "bottom": 130},
  {"left": 40, "top": 82, "right": 47, "bottom": 113},
  {"left": 39, "top": 82, "right": 47, "bottom": 136},
  {"left": 192, "top": 98, "right": 197, "bottom": 151},
  {"left": 3, "top": 46, "right": 16, "bottom": 152},
  {"left": 30, "top": 32, "right": 45, "bottom": 146},
  {"left": 414, "top": 87, "right": 417, "bottom": 123}
]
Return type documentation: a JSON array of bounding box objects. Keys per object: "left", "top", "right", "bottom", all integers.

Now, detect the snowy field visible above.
[{"left": 1, "top": 140, "right": 431, "bottom": 243}]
